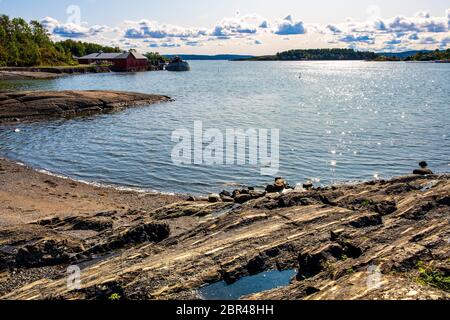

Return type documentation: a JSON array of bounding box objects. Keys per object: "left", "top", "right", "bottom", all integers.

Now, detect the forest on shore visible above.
[
  {"left": 238, "top": 48, "right": 450, "bottom": 62},
  {"left": 0, "top": 15, "right": 122, "bottom": 67},
  {"left": 240, "top": 49, "right": 379, "bottom": 61}
]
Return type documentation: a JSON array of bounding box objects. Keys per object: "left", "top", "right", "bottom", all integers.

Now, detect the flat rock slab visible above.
[
  {"left": 0, "top": 90, "right": 171, "bottom": 123},
  {"left": 0, "top": 71, "right": 61, "bottom": 80}
]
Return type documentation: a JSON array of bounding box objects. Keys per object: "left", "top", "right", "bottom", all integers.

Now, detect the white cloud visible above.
[
  {"left": 273, "top": 15, "right": 306, "bottom": 35},
  {"left": 339, "top": 34, "right": 375, "bottom": 44},
  {"left": 418, "top": 36, "right": 438, "bottom": 44},
  {"left": 41, "top": 17, "right": 59, "bottom": 31},
  {"left": 440, "top": 36, "right": 450, "bottom": 48},
  {"left": 446, "top": 8, "right": 450, "bottom": 29},
  {"left": 124, "top": 20, "right": 207, "bottom": 39},
  {"left": 41, "top": 18, "right": 108, "bottom": 39},
  {"left": 41, "top": 17, "right": 108, "bottom": 38},
  {"left": 415, "top": 11, "right": 431, "bottom": 19},
  {"left": 326, "top": 24, "right": 342, "bottom": 34},
  {"left": 211, "top": 14, "right": 267, "bottom": 38},
  {"left": 39, "top": 9, "right": 450, "bottom": 52}
]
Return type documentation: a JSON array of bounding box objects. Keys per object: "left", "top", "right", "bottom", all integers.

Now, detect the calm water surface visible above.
[
  {"left": 198, "top": 269, "right": 297, "bottom": 300},
  {"left": 0, "top": 61, "right": 449, "bottom": 194}
]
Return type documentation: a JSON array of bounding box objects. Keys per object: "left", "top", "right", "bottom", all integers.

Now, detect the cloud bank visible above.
[{"left": 41, "top": 9, "right": 450, "bottom": 52}]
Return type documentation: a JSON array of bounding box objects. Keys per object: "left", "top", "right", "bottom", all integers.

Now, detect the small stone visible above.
[
  {"left": 234, "top": 193, "right": 254, "bottom": 204},
  {"left": 208, "top": 194, "right": 222, "bottom": 203},
  {"left": 220, "top": 195, "right": 234, "bottom": 203},
  {"left": 275, "top": 177, "right": 287, "bottom": 188},
  {"left": 303, "top": 181, "right": 314, "bottom": 190},
  {"left": 249, "top": 190, "right": 266, "bottom": 199},
  {"left": 220, "top": 190, "right": 232, "bottom": 198},
  {"left": 266, "top": 177, "right": 288, "bottom": 193},
  {"left": 407, "top": 290, "right": 418, "bottom": 297}
]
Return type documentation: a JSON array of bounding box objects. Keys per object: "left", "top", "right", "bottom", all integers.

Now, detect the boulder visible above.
[
  {"left": 413, "top": 161, "right": 434, "bottom": 175},
  {"left": 266, "top": 177, "right": 288, "bottom": 193},
  {"left": 413, "top": 168, "right": 434, "bottom": 175},
  {"left": 234, "top": 193, "right": 254, "bottom": 204}
]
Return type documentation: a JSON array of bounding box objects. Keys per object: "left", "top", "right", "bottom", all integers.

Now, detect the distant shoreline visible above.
[{"left": 0, "top": 66, "right": 111, "bottom": 80}]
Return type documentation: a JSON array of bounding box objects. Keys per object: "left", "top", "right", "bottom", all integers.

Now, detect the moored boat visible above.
[{"left": 166, "top": 57, "right": 191, "bottom": 72}]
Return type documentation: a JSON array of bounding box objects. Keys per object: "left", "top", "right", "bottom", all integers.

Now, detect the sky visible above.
[{"left": 1, "top": 0, "right": 449, "bottom": 54}]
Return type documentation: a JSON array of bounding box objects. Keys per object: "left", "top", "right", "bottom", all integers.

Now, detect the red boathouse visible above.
[{"left": 77, "top": 51, "right": 148, "bottom": 72}]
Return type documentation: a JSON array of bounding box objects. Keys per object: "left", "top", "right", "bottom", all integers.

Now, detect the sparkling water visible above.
[{"left": 0, "top": 61, "right": 449, "bottom": 194}]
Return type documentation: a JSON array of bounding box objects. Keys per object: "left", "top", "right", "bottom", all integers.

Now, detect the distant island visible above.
[
  {"left": 235, "top": 48, "right": 450, "bottom": 62},
  {"left": 235, "top": 49, "right": 378, "bottom": 61},
  {"left": 376, "top": 50, "right": 433, "bottom": 59},
  {"left": 164, "top": 54, "right": 255, "bottom": 61},
  {"left": 374, "top": 49, "right": 450, "bottom": 62}
]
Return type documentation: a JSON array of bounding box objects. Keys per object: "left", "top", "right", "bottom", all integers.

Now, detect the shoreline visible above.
[
  {"left": 0, "top": 66, "right": 112, "bottom": 81},
  {"left": 0, "top": 156, "right": 449, "bottom": 300},
  {"left": 3, "top": 155, "right": 449, "bottom": 198},
  {"left": 0, "top": 90, "right": 171, "bottom": 124},
  {"left": 0, "top": 157, "right": 184, "bottom": 227},
  {"left": 1, "top": 157, "right": 180, "bottom": 197}
]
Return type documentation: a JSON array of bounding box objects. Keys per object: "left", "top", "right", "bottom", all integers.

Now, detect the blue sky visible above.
[{"left": 1, "top": 0, "right": 449, "bottom": 54}]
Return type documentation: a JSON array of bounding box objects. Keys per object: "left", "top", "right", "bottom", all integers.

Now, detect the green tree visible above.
[{"left": 0, "top": 14, "right": 123, "bottom": 67}]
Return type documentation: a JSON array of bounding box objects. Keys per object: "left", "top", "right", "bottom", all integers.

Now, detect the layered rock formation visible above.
[
  {"left": 0, "top": 90, "right": 171, "bottom": 123},
  {"left": 0, "top": 66, "right": 111, "bottom": 80},
  {"left": 0, "top": 159, "right": 448, "bottom": 300}
]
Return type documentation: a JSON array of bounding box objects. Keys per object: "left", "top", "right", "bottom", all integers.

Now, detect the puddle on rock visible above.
[{"left": 198, "top": 269, "right": 297, "bottom": 300}]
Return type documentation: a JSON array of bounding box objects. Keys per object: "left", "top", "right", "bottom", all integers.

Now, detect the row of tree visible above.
[
  {"left": 56, "top": 39, "right": 121, "bottom": 58},
  {"left": 245, "top": 49, "right": 378, "bottom": 61},
  {"left": 405, "top": 49, "right": 450, "bottom": 61},
  {"left": 0, "top": 15, "right": 74, "bottom": 67},
  {"left": 0, "top": 15, "right": 124, "bottom": 67},
  {"left": 143, "top": 52, "right": 169, "bottom": 66}
]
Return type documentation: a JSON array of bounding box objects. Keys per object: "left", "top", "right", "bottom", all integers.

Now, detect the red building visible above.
[{"left": 77, "top": 51, "right": 148, "bottom": 72}]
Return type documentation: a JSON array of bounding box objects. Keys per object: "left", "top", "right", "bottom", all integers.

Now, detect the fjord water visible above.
[{"left": 0, "top": 61, "right": 449, "bottom": 194}]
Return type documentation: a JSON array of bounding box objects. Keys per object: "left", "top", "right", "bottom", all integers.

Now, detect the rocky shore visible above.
[
  {"left": 0, "top": 158, "right": 448, "bottom": 300},
  {"left": 0, "top": 90, "right": 171, "bottom": 123},
  {"left": 0, "top": 66, "right": 111, "bottom": 81}
]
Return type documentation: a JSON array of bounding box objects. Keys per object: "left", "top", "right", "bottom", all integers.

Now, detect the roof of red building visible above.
[{"left": 78, "top": 52, "right": 148, "bottom": 61}]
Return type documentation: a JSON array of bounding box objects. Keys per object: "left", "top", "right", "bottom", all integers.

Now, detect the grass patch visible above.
[
  {"left": 108, "top": 293, "right": 121, "bottom": 301},
  {"left": 416, "top": 261, "right": 450, "bottom": 292}
]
